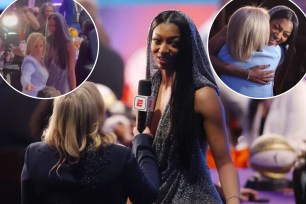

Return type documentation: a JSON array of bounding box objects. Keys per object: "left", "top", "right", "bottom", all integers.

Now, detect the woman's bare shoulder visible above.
[{"left": 195, "top": 86, "right": 221, "bottom": 114}]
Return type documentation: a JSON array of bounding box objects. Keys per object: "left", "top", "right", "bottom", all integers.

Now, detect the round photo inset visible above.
[
  {"left": 208, "top": 0, "right": 306, "bottom": 99},
  {"left": 0, "top": 0, "right": 99, "bottom": 98}
]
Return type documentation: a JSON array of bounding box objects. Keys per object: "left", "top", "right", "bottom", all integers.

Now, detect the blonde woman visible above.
[
  {"left": 217, "top": 6, "right": 282, "bottom": 98},
  {"left": 20, "top": 32, "right": 49, "bottom": 97},
  {"left": 21, "top": 82, "right": 159, "bottom": 204}
]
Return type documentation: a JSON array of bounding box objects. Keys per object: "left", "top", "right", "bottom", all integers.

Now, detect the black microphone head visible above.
[
  {"left": 137, "top": 79, "right": 152, "bottom": 133},
  {"left": 138, "top": 79, "right": 151, "bottom": 96}
]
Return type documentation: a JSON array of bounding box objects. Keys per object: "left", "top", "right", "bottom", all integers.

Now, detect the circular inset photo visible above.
[
  {"left": 208, "top": 0, "right": 306, "bottom": 99},
  {"left": 0, "top": 0, "right": 99, "bottom": 98}
]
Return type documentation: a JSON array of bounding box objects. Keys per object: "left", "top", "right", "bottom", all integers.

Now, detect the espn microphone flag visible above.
[
  {"left": 134, "top": 96, "right": 154, "bottom": 112},
  {"left": 134, "top": 80, "right": 154, "bottom": 133}
]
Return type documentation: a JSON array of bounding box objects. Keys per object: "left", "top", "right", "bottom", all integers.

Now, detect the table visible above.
[{"left": 210, "top": 168, "right": 295, "bottom": 204}]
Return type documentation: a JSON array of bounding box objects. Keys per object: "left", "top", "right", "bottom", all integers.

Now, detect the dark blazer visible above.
[{"left": 21, "top": 134, "right": 159, "bottom": 204}]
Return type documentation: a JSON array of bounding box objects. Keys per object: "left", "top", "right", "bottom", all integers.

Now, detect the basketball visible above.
[{"left": 250, "top": 134, "right": 297, "bottom": 179}]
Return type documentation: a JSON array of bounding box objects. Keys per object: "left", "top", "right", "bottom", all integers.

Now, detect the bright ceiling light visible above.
[{"left": 2, "top": 14, "right": 18, "bottom": 27}]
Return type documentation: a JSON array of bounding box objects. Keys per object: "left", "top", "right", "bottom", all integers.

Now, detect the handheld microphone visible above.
[{"left": 134, "top": 79, "right": 154, "bottom": 133}]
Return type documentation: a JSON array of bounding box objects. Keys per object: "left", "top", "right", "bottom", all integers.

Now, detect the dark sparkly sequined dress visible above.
[{"left": 147, "top": 73, "right": 223, "bottom": 204}]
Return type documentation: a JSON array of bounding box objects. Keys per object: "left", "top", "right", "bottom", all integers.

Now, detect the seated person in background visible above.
[
  {"left": 21, "top": 81, "right": 160, "bottom": 204},
  {"left": 20, "top": 32, "right": 48, "bottom": 97}
]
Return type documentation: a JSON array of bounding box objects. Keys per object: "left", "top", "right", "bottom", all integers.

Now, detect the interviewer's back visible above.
[
  {"left": 22, "top": 141, "right": 158, "bottom": 204},
  {"left": 21, "top": 82, "right": 159, "bottom": 204}
]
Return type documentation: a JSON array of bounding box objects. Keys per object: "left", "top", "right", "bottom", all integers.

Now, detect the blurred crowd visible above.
[{"left": 0, "top": 0, "right": 99, "bottom": 96}]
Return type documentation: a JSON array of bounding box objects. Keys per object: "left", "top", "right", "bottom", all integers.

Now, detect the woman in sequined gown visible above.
[
  {"left": 45, "top": 13, "right": 76, "bottom": 94},
  {"left": 144, "top": 10, "right": 240, "bottom": 204}
]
